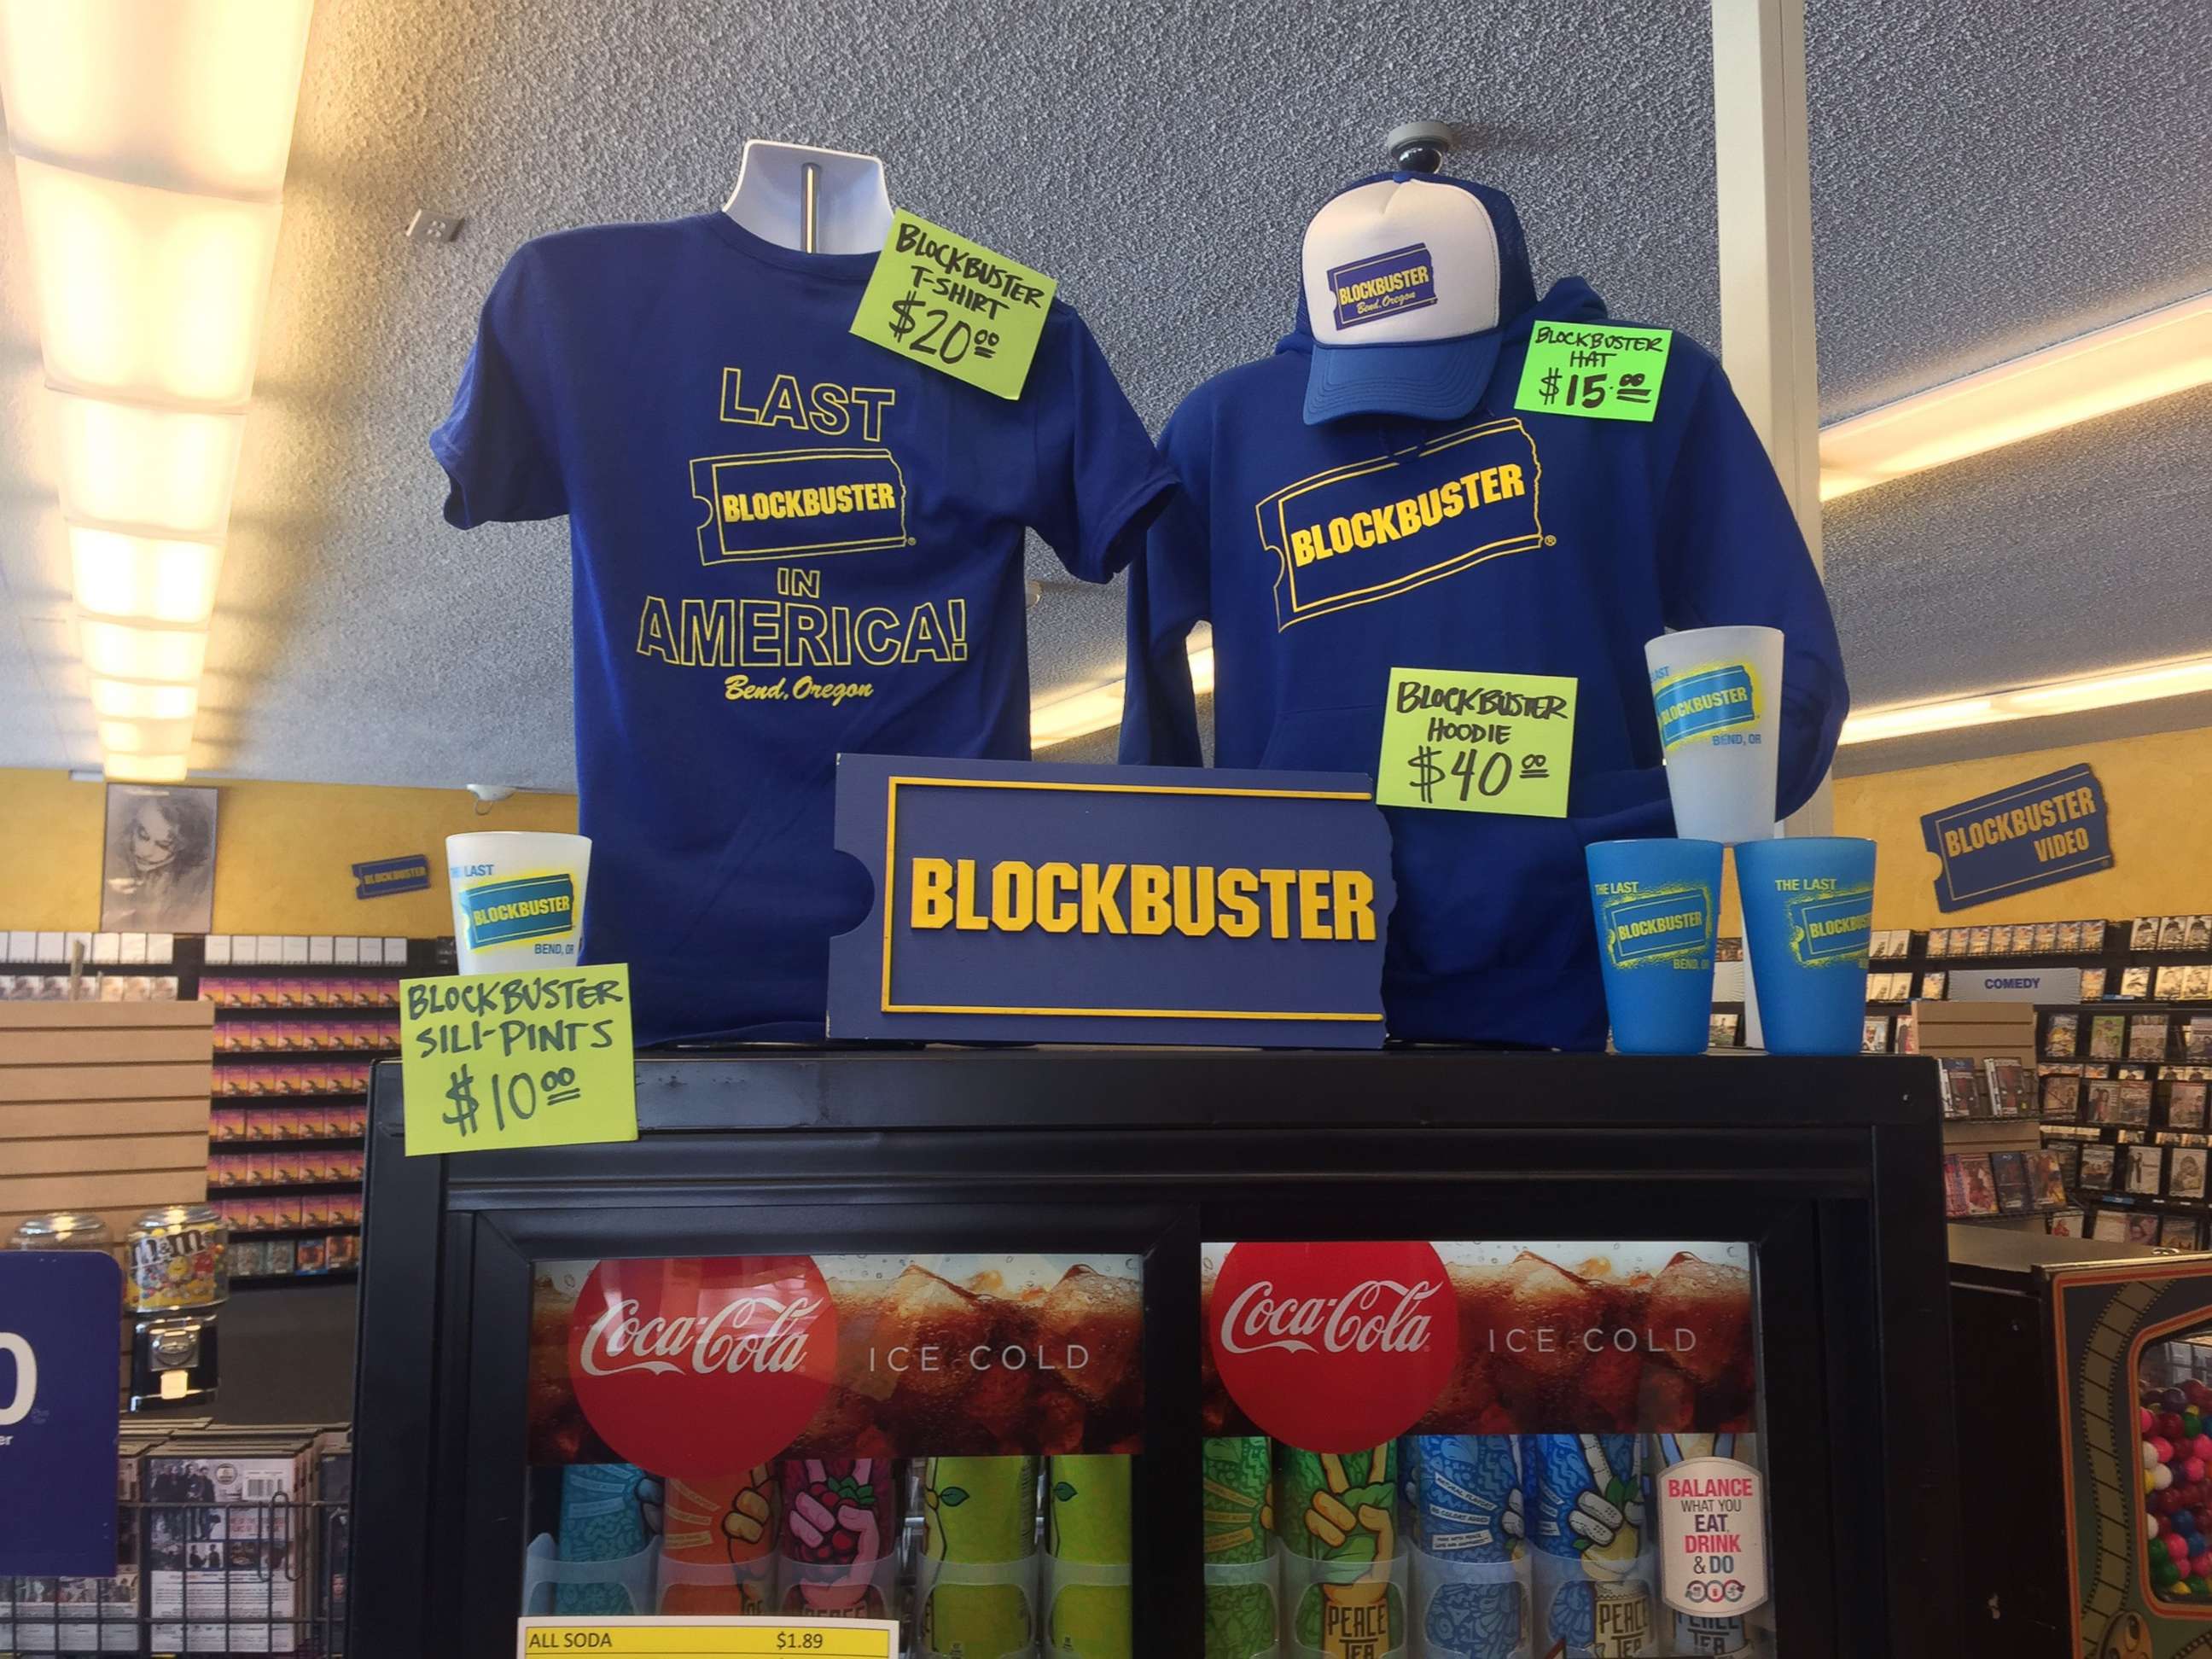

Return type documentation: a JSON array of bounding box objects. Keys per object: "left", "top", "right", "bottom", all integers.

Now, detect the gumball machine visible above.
[
  {"left": 1953, "top": 1224, "right": 2212, "bottom": 1657},
  {"left": 125, "top": 1201, "right": 229, "bottom": 1411}
]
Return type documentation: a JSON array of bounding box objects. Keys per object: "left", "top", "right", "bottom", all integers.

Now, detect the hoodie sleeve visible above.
[
  {"left": 1116, "top": 407, "right": 1211, "bottom": 766},
  {"left": 1653, "top": 356, "right": 1849, "bottom": 818}
]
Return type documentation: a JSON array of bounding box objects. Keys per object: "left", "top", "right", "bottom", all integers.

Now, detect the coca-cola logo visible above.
[
  {"left": 1208, "top": 1240, "right": 1457, "bottom": 1452},
  {"left": 568, "top": 1256, "right": 835, "bottom": 1477}
]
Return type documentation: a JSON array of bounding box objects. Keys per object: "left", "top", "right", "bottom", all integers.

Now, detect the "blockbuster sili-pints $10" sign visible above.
[
  {"left": 1919, "top": 762, "right": 2113, "bottom": 913},
  {"left": 825, "top": 754, "right": 1397, "bottom": 1046}
]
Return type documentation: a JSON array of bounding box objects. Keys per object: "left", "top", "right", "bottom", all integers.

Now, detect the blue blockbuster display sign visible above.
[
  {"left": 352, "top": 852, "right": 431, "bottom": 899},
  {"left": 0, "top": 1251, "right": 123, "bottom": 1577},
  {"left": 1919, "top": 762, "right": 2114, "bottom": 913},
  {"left": 827, "top": 754, "right": 1397, "bottom": 1045}
]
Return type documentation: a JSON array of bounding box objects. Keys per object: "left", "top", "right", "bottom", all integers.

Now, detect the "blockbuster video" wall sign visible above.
[{"left": 1919, "top": 762, "right": 2113, "bottom": 913}]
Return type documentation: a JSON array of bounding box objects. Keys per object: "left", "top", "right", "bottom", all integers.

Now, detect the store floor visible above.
[{"left": 212, "top": 1282, "right": 356, "bottom": 1423}]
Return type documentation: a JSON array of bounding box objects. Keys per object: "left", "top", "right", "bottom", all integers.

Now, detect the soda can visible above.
[
  {"left": 1651, "top": 1433, "right": 1764, "bottom": 1656},
  {"left": 920, "top": 1454, "right": 1039, "bottom": 1658},
  {"left": 1402, "top": 1435, "right": 1529, "bottom": 1659},
  {"left": 544, "top": 1464, "right": 651, "bottom": 1615},
  {"left": 1202, "top": 1436, "right": 1281, "bottom": 1659},
  {"left": 1045, "top": 1454, "right": 1132, "bottom": 1657},
  {"left": 1528, "top": 1435, "right": 1654, "bottom": 1657},
  {"left": 1278, "top": 1444, "right": 1406, "bottom": 1659},
  {"left": 656, "top": 1467, "right": 779, "bottom": 1615},
  {"left": 778, "top": 1457, "right": 900, "bottom": 1621}
]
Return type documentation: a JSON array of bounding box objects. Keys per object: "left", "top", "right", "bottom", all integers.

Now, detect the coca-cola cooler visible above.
[{"left": 350, "top": 1049, "right": 1959, "bottom": 1657}]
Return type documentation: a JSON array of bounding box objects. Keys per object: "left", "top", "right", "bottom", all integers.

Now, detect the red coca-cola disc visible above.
[
  {"left": 568, "top": 1255, "right": 836, "bottom": 1478},
  {"left": 1209, "top": 1240, "right": 1458, "bottom": 1452}
]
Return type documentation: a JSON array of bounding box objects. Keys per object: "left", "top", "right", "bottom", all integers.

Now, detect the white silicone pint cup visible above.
[
  {"left": 445, "top": 831, "right": 591, "bottom": 975},
  {"left": 1644, "top": 626, "right": 1784, "bottom": 846}
]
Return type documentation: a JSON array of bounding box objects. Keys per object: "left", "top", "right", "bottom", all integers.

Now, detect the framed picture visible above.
[{"left": 101, "top": 783, "right": 217, "bottom": 934}]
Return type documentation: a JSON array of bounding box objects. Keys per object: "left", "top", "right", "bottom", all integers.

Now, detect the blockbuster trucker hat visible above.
[{"left": 1301, "top": 172, "right": 1534, "bottom": 425}]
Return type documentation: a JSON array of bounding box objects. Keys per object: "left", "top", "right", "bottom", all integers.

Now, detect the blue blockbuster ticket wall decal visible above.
[
  {"left": 827, "top": 754, "right": 1397, "bottom": 1046},
  {"left": 0, "top": 1251, "right": 123, "bottom": 1576},
  {"left": 352, "top": 853, "right": 431, "bottom": 899},
  {"left": 1920, "top": 762, "right": 2113, "bottom": 913}
]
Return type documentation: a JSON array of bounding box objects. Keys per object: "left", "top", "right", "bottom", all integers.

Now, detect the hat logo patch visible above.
[{"left": 1328, "top": 243, "right": 1438, "bottom": 331}]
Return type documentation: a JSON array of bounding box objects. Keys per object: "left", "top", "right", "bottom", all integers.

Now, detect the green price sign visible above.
[
  {"left": 851, "top": 210, "right": 1057, "bottom": 400},
  {"left": 1513, "top": 321, "right": 1674, "bottom": 422},
  {"left": 399, "top": 964, "right": 637, "bottom": 1156},
  {"left": 1375, "top": 667, "right": 1577, "bottom": 818}
]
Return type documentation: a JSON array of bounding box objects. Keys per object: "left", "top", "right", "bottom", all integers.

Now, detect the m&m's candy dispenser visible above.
[{"left": 2140, "top": 1377, "right": 2212, "bottom": 1600}]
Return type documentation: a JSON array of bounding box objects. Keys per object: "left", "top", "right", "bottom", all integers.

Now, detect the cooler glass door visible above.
[
  {"left": 444, "top": 1200, "right": 1184, "bottom": 1656},
  {"left": 1197, "top": 1237, "right": 1776, "bottom": 1659}
]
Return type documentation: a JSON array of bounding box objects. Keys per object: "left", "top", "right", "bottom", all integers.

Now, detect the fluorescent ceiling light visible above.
[
  {"left": 98, "top": 717, "right": 195, "bottom": 756},
  {"left": 13, "top": 155, "right": 282, "bottom": 408},
  {"left": 77, "top": 618, "right": 208, "bottom": 684},
  {"left": 1840, "top": 653, "right": 2212, "bottom": 745},
  {"left": 102, "top": 752, "right": 189, "bottom": 783},
  {"left": 1032, "top": 642, "right": 1215, "bottom": 750},
  {"left": 89, "top": 677, "right": 199, "bottom": 721},
  {"left": 71, "top": 526, "right": 222, "bottom": 625},
  {"left": 1820, "top": 291, "right": 2212, "bottom": 502},
  {"left": 0, "top": 0, "right": 313, "bottom": 198},
  {"left": 49, "top": 392, "right": 245, "bottom": 538}
]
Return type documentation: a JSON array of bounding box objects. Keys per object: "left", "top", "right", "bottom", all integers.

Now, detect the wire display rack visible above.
[{"left": 1, "top": 1497, "right": 349, "bottom": 1657}]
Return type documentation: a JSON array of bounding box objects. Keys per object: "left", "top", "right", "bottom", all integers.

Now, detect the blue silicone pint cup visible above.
[
  {"left": 1735, "top": 836, "right": 1877, "bottom": 1055},
  {"left": 1586, "top": 839, "right": 1724, "bottom": 1055}
]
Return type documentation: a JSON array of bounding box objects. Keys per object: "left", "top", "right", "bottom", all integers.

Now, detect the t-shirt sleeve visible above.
[
  {"left": 429, "top": 250, "right": 568, "bottom": 528},
  {"left": 1655, "top": 355, "right": 1849, "bottom": 818},
  {"left": 1023, "top": 304, "right": 1179, "bottom": 584}
]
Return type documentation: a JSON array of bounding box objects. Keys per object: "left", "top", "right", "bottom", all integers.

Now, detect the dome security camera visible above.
[{"left": 465, "top": 783, "right": 515, "bottom": 806}]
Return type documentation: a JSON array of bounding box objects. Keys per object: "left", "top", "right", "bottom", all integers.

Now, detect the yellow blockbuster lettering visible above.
[
  {"left": 1081, "top": 863, "right": 1126, "bottom": 934},
  {"left": 1333, "top": 870, "right": 1377, "bottom": 940},
  {"left": 1129, "top": 864, "right": 1172, "bottom": 936},
  {"left": 991, "top": 860, "right": 1034, "bottom": 931},
  {"left": 1217, "top": 869, "right": 1260, "bottom": 937},
  {"left": 1259, "top": 869, "right": 1297, "bottom": 940},
  {"left": 1172, "top": 865, "right": 1215, "bottom": 937},
  {"left": 953, "top": 859, "right": 987, "bottom": 931},
  {"left": 910, "top": 858, "right": 955, "bottom": 929},
  {"left": 1037, "top": 862, "right": 1078, "bottom": 933},
  {"left": 1297, "top": 870, "right": 1332, "bottom": 940}
]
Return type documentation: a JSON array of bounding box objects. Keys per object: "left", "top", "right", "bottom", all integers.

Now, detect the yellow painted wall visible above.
[
  {"left": 6, "top": 726, "right": 2201, "bottom": 943},
  {"left": 1831, "top": 725, "right": 2212, "bottom": 930},
  {"left": 1, "top": 769, "right": 577, "bottom": 935}
]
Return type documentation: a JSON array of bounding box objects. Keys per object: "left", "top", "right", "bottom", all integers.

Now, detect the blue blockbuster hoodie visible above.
[{"left": 1120, "top": 200, "right": 1848, "bottom": 1049}]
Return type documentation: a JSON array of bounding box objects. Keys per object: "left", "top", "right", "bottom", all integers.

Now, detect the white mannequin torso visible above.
[{"left": 724, "top": 139, "right": 893, "bottom": 255}]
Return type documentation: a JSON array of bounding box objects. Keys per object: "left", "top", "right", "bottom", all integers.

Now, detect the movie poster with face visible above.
[{"left": 102, "top": 784, "right": 218, "bottom": 934}]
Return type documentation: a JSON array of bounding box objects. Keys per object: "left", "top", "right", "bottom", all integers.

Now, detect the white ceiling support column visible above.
[{"left": 1713, "top": 0, "right": 1831, "bottom": 833}]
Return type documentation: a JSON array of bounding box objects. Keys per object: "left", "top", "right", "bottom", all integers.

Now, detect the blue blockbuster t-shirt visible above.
[
  {"left": 1121, "top": 221, "right": 1848, "bottom": 1051},
  {"left": 434, "top": 212, "right": 1175, "bottom": 1044}
]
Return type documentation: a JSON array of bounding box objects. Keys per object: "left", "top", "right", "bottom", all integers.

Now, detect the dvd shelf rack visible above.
[
  {"left": 1867, "top": 912, "right": 2212, "bottom": 1247},
  {"left": 190, "top": 934, "right": 453, "bottom": 1285}
]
